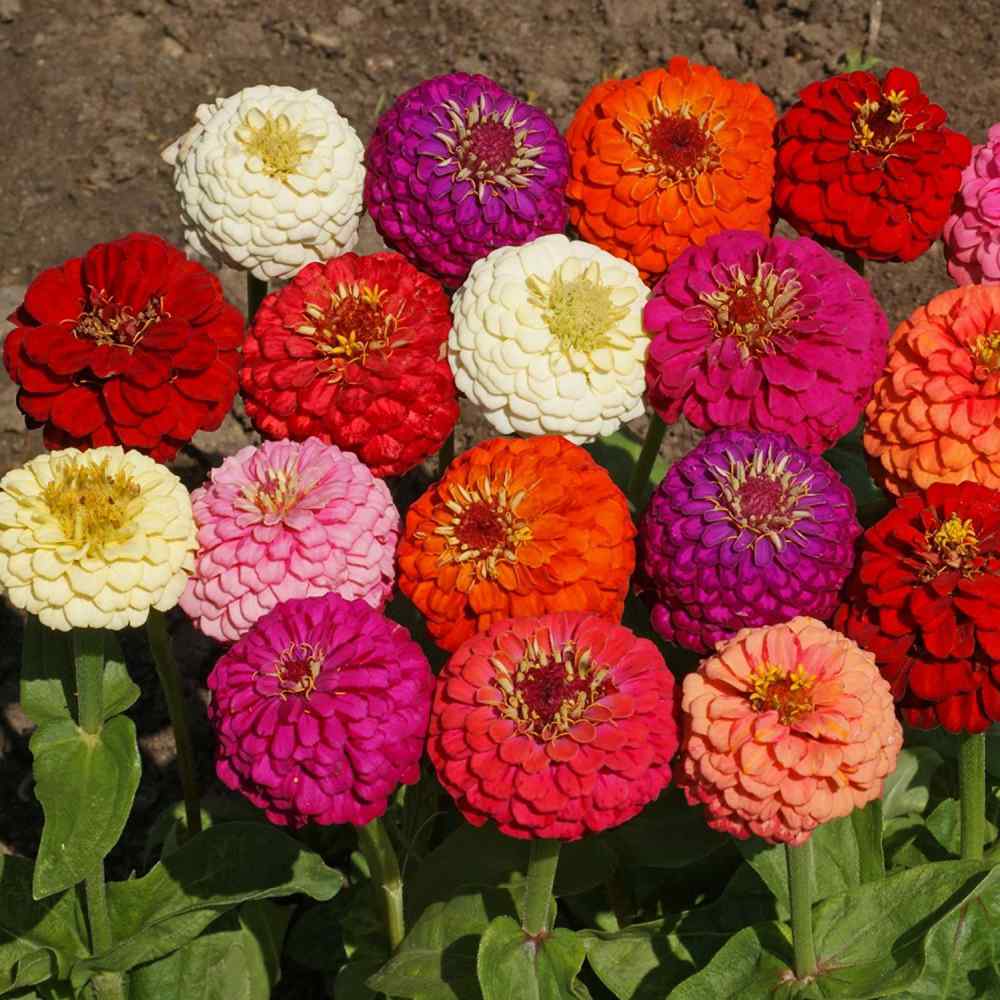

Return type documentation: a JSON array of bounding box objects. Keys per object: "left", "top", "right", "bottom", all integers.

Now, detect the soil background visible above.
[{"left": 0, "top": 0, "right": 998, "bottom": 993}]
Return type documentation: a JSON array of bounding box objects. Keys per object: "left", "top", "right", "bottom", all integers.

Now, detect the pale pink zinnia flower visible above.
[
  {"left": 676, "top": 616, "right": 902, "bottom": 845},
  {"left": 180, "top": 438, "right": 398, "bottom": 642}
]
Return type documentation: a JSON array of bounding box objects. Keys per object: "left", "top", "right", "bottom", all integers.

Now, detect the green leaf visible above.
[
  {"left": 31, "top": 715, "right": 141, "bottom": 899},
  {"left": 74, "top": 822, "right": 341, "bottom": 979},
  {"left": 926, "top": 799, "right": 999, "bottom": 858},
  {"left": 585, "top": 428, "right": 668, "bottom": 507},
  {"left": 821, "top": 420, "right": 891, "bottom": 526},
  {"left": 881, "top": 747, "right": 944, "bottom": 821},
  {"left": 477, "top": 917, "right": 586, "bottom": 1000}
]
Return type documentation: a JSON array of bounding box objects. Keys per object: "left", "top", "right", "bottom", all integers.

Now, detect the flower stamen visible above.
[
  {"left": 236, "top": 108, "right": 319, "bottom": 180},
  {"left": 72, "top": 287, "right": 164, "bottom": 350},
  {"left": 923, "top": 512, "right": 981, "bottom": 576},
  {"left": 850, "top": 89, "right": 920, "bottom": 157},
  {"left": 270, "top": 641, "right": 326, "bottom": 699},
  {"left": 748, "top": 662, "right": 815, "bottom": 725}
]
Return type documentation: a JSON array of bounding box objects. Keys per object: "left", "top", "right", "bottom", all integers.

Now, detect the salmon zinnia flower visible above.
[
  {"left": 677, "top": 617, "right": 902, "bottom": 846},
  {"left": 864, "top": 285, "right": 1000, "bottom": 495},
  {"left": 565, "top": 57, "right": 776, "bottom": 282},
  {"left": 397, "top": 436, "right": 635, "bottom": 652}
]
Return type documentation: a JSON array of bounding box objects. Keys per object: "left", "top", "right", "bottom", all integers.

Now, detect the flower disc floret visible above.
[{"left": 944, "top": 124, "right": 1000, "bottom": 285}]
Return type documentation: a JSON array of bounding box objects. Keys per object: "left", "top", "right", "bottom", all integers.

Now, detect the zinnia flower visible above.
[
  {"left": 428, "top": 612, "right": 678, "bottom": 840},
  {"left": 638, "top": 430, "right": 860, "bottom": 653},
  {"left": 774, "top": 67, "right": 971, "bottom": 261},
  {"left": 180, "top": 438, "right": 398, "bottom": 643},
  {"left": 835, "top": 482, "right": 1000, "bottom": 733},
  {"left": 864, "top": 285, "right": 1000, "bottom": 495},
  {"left": 0, "top": 447, "right": 195, "bottom": 631},
  {"left": 240, "top": 252, "right": 458, "bottom": 478},
  {"left": 3, "top": 233, "right": 243, "bottom": 461},
  {"left": 677, "top": 617, "right": 902, "bottom": 845},
  {"left": 208, "top": 593, "right": 433, "bottom": 827},
  {"left": 943, "top": 124, "right": 1000, "bottom": 285},
  {"left": 449, "top": 234, "right": 649, "bottom": 443},
  {"left": 364, "top": 73, "right": 569, "bottom": 286},
  {"left": 163, "top": 85, "right": 365, "bottom": 281},
  {"left": 564, "top": 57, "right": 776, "bottom": 282},
  {"left": 644, "top": 230, "right": 889, "bottom": 453},
  {"left": 397, "top": 435, "right": 635, "bottom": 652}
]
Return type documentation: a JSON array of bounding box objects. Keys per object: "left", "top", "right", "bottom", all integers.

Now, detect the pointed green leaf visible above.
[
  {"left": 477, "top": 916, "right": 586, "bottom": 1000},
  {"left": 821, "top": 420, "right": 891, "bottom": 526},
  {"left": 880, "top": 748, "right": 944, "bottom": 821},
  {"left": 926, "top": 799, "right": 999, "bottom": 858}
]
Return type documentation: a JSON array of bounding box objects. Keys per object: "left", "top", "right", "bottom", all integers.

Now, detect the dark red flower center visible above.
[
  {"left": 519, "top": 666, "right": 602, "bottom": 725},
  {"left": 647, "top": 115, "right": 710, "bottom": 172},
  {"left": 851, "top": 92, "right": 916, "bottom": 156},
  {"left": 737, "top": 476, "right": 787, "bottom": 522},
  {"left": 455, "top": 500, "right": 508, "bottom": 552},
  {"left": 749, "top": 663, "right": 815, "bottom": 725},
  {"left": 465, "top": 120, "right": 518, "bottom": 174},
  {"left": 73, "top": 287, "right": 163, "bottom": 349},
  {"left": 271, "top": 641, "right": 325, "bottom": 698},
  {"left": 623, "top": 99, "right": 722, "bottom": 183}
]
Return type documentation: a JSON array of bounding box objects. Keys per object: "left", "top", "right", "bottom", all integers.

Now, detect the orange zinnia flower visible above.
[
  {"left": 864, "top": 285, "right": 1000, "bottom": 495},
  {"left": 564, "top": 57, "right": 776, "bottom": 283},
  {"left": 397, "top": 435, "right": 635, "bottom": 651}
]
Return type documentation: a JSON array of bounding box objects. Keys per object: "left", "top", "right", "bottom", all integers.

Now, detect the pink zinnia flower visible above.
[
  {"left": 676, "top": 617, "right": 902, "bottom": 845},
  {"left": 644, "top": 230, "right": 889, "bottom": 453},
  {"left": 428, "top": 612, "right": 679, "bottom": 841},
  {"left": 180, "top": 438, "right": 398, "bottom": 643},
  {"left": 943, "top": 124, "right": 1000, "bottom": 285},
  {"left": 207, "top": 593, "right": 433, "bottom": 827}
]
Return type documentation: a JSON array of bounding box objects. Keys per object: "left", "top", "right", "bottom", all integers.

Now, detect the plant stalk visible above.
[
  {"left": 523, "top": 838, "right": 562, "bottom": 937},
  {"left": 627, "top": 413, "right": 666, "bottom": 510},
  {"left": 959, "top": 731, "right": 987, "bottom": 860},
  {"left": 358, "top": 817, "right": 406, "bottom": 952},
  {"left": 438, "top": 430, "right": 455, "bottom": 476},
  {"left": 786, "top": 839, "right": 817, "bottom": 980},
  {"left": 146, "top": 610, "right": 202, "bottom": 839},
  {"left": 851, "top": 798, "right": 885, "bottom": 883},
  {"left": 246, "top": 272, "right": 269, "bottom": 326}
]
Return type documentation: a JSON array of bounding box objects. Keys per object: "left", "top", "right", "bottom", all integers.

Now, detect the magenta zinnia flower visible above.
[
  {"left": 180, "top": 438, "right": 398, "bottom": 643},
  {"left": 943, "top": 124, "right": 1000, "bottom": 285},
  {"left": 644, "top": 230, "right": 889, "bottom": 453},
  {"left": 638, "top": 430, "right": 861, "bottom": 653},
  {"left": 364, "top": 73, "right": 569, "bottom": 286},
  {"left": 207, "top": 593, "right": 433, "bottom": 827}
]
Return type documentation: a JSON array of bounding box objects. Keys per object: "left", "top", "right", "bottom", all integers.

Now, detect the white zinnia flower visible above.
[
  {"left": 162, "top": 84, "right": 365, "bottom": 281},
  {"left": 449, "top": 234, "right": 650, "bottom": 442}
]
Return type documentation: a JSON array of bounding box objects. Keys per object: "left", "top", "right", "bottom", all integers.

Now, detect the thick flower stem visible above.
[
  {"left": 358, "top": 817, "right": 406, "bottom": 952},
  {"left": 959, "top": 731, "right": 987, "bottom": 861},
  {"left": 523, "top": 838, "right": 562, "bottom": 937},
  {"left": 844, "top": 250, "right": 866, "bottom": 277},
  {"left": 628, "top": 413, "right": 667, "bottom": 510},
  {"left": 438, "top": 430, "right": 455, "bottom": 476},
  {"left": 247, "top": 272, "right": 269, "bottom": 325},
  {"left": 786, "top": 839, "right": 818, "bottom": 980},
  {"left": 146, "top": 610, "right": 202, "bottom": 840},
  {"left": 851, "top": 799, "right": 885, "bottom": 883}
]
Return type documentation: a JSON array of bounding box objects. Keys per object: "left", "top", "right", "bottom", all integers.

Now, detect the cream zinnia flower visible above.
[
  {"left": 0, "top": 448, "right": 196, "bottom": 631},
  {"left": 163, "top": 84, "right": 365, "bottom": 281},
  {"left": 449, "top": 234, "right": 650, "bottom": 442}
]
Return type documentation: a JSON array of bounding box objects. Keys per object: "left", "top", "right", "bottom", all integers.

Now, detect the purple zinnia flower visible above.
[
  {"left": 207, "top": 593, "right": 433, "bottom": 828},
  {"left": 637, "top": 430, "right": 861, "bottom": 653},
  {"left": 644, "top": 230, "right": 889, "bottom": 453},
  {"left": 364, "top": 73, "right": 569, "bottom": 286},
  {"left": 943, "top": 124, "right": 1000, "bottom": 285}
]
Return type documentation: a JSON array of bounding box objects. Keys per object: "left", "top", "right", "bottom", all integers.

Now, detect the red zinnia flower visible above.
[
  {"left": 774, "top": 68, "right": 971, "bottom": 261},
  {"left": 836, "top": 482, "right": 1000, "bottom": 732},
  {"left": 4, "top": 233, "right": 243, "bottom": 461},
  {"left": 240, "top": 252, "right": 458, "bottom": 478}
]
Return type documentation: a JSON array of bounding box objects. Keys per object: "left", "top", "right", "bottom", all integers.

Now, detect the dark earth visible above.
[{"left": 1, "top": 0, "right": 998, "bottom": 993}]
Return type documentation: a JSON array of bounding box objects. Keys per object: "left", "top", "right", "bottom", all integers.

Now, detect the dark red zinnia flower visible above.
[
  {"left": 239, "top": 252, "right": 458, "bottom": 479},
  {"left": 4, "top": 232, "right": 243, "bottom": 461},
  {"left": 774, "top": 67, "right": 971, "bottom": 261},
  {"left": 836, "top": 482, "right": 1000, "bottom": 733}
]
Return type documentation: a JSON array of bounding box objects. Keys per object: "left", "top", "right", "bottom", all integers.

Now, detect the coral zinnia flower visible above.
[
  {"left": 428, "top": 612, "right": 678, "bottom": 840},
  {"left": 677, "top": 617, "right": 902, "bottom": 845},
  {"left": 3, "top": 233, "right": 243, "bottom": 462},
  {"left": 644, "top": 230, "right": 888, "bottom": 453},
  {"left": 0, "top": 447, "right": 195, "bottom": 631},
  {"left": 240, "top": 252, "right": 458, "bottom": 478},
  {"left": 397, "top": 436, "right": 635, "bottom": 652},
  {"left": 638, "top": 430, "right": 860, "bottom": 653},
  {"left": 180, "top": 439, "right": 398, "bottom": 643},
  {"left": 449, "top": 234, "right": 649, "bottom": 443},
  {"left": 774, "top": 67, "right": 971, "bottom": 262},
  {"left": 208, "top": 593, "right": 433, "bottom": 827},
  {"left": 864, "top": 285, "right": 1000, "bottom": 495},
  {"left": 163, "top": 85, "right": 365, "bottom": 281},
  {"left": 943, "top": 124, "right": 1000, "bottom": 285},
  {"left": 835, "top": 482, "right": 1000, "bottom": 733},
  {"left": 564, "top": 57, "right": 776, "bottom": 282},
  {"left": 364, "top": 73, "right": 569, "bottom": 286}
]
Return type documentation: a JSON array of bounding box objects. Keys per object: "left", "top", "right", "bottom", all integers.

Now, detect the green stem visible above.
[
  {"left": 844, "top": 249, "right": 866, "bottom": 277},
  {"left": 786, "top": 839, "right": 817, "bottom": 980},
  {"left": 523, "top": 838, "right": 561, "bottom": 937},
  {"left": 358, "top": 818, "right": 405, "bottom": 952},
  {"left": 959, "top": 731, "right": 987, "bottom": 861},
  {"left": 627, "top": 413, "right": 666, "bottom": 510},
  {"left": 247, "top": 272, "right": 269, "bottom": 326},
  {"left": 438, "top": 430, "right": 455, "bottom": 476},
  {"left": 146, "top": 610, "right": 202, "bottom": 839},
  {"left": 851, "top": 799, "right": 885, "bottom": 883}
]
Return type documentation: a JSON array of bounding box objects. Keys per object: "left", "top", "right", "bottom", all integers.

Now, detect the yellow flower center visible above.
[
  {"left": 924, "top": 513, "right": 980, "bottom": 576},
  {"left": 251, "top": 469, "right": 302, "bottom": 515},
  {"left": 270, "top": 641, "right": 325, "bottom": 699},
  {"left": 42, "top": 458, "right": 142, "bottom": 553},
  {"left": 236, "top": 108, "right": 318, "bottom": 179},
  {"left": 850, "top": 90, "right": 918, "bottom": 156},
  {"left": 748, "top": 663, "right": 815, "bottom": 726},
  {"left": 73, "top": 287, "right": 163, "bottom": 350},
  {"left": 526, "top": 261, "right": 634, "bottom": 354},
  {"left": 971, "top": 331, "right": 1000, "bottom": 373}
]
